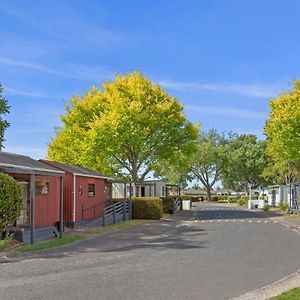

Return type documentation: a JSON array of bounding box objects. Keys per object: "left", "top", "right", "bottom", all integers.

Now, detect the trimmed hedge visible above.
[
  {"left": 181, "top": 195, "right": 203, "bottom": 202},
  {"left": 131, "top": 197, "right": 163, "bottom": 220},
  {"left": 160, "top": 196, "right": 176, "bottom": 213},
  {"left": 0, "top": 174, "right": 23, "bottom": 234}
]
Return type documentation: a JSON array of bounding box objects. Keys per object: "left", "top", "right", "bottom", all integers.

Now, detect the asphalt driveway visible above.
[{"left": 1, "top": 203, "right": 300, "bottom": 300}]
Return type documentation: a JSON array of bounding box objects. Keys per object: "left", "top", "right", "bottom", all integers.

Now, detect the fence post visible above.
[
  {"left": 81, "top": 204, "right": 84, "bottom": 220},
  {"left": 103, "top": 208, "right": 106, "bottom": 226},
  {"left": 123, "top": 200, "right": 126, "bottom": 221},
  {"left": 113, "top": 203, "right": 116, "bottom": 224}
]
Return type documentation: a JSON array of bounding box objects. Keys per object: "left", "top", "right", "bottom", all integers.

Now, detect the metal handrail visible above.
[{"left": 81, "top": 202, "right": 103, "bottom": 220}]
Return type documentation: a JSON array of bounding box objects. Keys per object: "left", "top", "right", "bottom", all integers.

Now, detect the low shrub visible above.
[
  {"left": 131, "top": 197, "right": 163, "bottom": 220},
  {"left": 237, "top": 198, "right": 246, "bottom": 206},
  {"left": 263, "top": 204, "right": 270, "bottom": 212},
  {"left": 161, "top": 196, "right": 177, "bottom": 213},
  {"left": 210, "top": 196, "right": 220, "bottom": 202},
  {"left": 0, "top": 174, "right": 23, "bottom": 234},
  {"left": 181, "top": 195, "right": 201, "bottom": 202},
  {"left": 278, "top": 202, "right": 289, "bottom": 212},
  {"left": 218, "top": 199, "right": 228, "bottom": 203},
  {"left": 228, "top": 196, "right": 239, "bottom": 203}
]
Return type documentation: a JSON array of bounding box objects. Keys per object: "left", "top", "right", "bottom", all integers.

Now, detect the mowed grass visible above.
[
  {"left": 270, "top": 287, "right": 300, "bottom": 299},
  {"left": 0, "top": 237, "right": 15, "bottom": 250},
  {"left": 79, "top": 219, "right": 153, "bottom": 235},
  {"left": 17, "top": 235, "right": 85, "bottom": 252}
]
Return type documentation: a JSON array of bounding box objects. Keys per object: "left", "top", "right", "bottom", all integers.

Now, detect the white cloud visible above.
[
  {"left": 5, "top": 87, "right": 53, "bottom": 98},
  {"left": 185, "top": 104, "right": 267, "bottom": 120},
  {"left": 159, "top": 80, "right": 280, "bottom": 98},
  {"left": 0, "top": 57, "right": 113, "bottom": 82}
]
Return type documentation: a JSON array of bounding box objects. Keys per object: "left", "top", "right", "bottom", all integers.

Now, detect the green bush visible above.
[
  {"left": 263, "top": 204, "right": 270, "bottom": 212},
  {"left": 218, "top": 199, "right": 228, "bottom": 203},
  {"left": 228, "top": 196, "right": 239, "bottom": 203},
  {"left": 132, "top": 197, "right": 163, "bottom": 220},
  {"left": 237, "top": 198, "right": 246, "bottom": 206},
  {"left": 181, "top": 195, "right": 201, "bottom": 202},
  {"left": 0, "top": 174, "right": 23, "bottom": 234},
  {"left": 160, "top": 196, "right": 177, "bottom": 213},
  {"left": 278, "top": 202, "right": 289, "bottom": 212}
]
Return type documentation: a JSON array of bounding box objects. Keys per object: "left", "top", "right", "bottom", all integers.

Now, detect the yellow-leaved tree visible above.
[
  {"left": 48, "top": 72, "right": 199, "bottom": 182},
  {"left": 265, "top": 80, "right": 300, "bottom": 183}
]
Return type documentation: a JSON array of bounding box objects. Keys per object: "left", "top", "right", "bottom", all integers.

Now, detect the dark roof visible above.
[
  {"left": 41, "top": 160, "right": 108, "bottom": 179},
  {"left": 0, "top": 152, "right": 64, "bottom": 175}
]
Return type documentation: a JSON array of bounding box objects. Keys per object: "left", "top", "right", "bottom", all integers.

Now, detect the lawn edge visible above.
[{"left": 231, "top": 269, "right": 300, "bottom": 300}]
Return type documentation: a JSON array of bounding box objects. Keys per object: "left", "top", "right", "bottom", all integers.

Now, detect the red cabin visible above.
[
  {"left": 0, "top": 152, "right": 64, "bottom": 243},
  {"left": 40, "top": 160, "right": 111, "bottom": 227}
]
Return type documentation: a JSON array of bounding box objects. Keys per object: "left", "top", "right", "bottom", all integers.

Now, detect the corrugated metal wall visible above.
[
  {"left": 63, "top": 172, "right": 74, "bottom": 223},
  {"left": 35, "top": 175, "right": 60, "bottom": 227},
  {"left": 75, "top": 176, "right": 106, "bottom": 221}
]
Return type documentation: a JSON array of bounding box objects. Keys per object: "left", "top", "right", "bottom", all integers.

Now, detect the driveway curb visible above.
[{"left": 231, "top": 269, "right": 300, "bottom": 300}]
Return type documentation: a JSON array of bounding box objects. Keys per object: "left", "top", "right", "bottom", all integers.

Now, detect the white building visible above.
[
  {"left": 266, "top": 184, "right": 292, "bottom": 207},
  {"left": 112, "top": 179, "right": 178, "bottom": 199}
]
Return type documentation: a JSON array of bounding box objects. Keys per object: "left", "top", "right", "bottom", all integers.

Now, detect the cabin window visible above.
[
  {"left": 88, "top": 183, "right": 95, "bottom": 197},
  {"left": 35, "top": 180, "right": 49, "bottom": 195}
]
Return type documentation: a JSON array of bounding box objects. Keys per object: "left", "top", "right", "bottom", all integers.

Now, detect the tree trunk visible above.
[
  {"left": 206, "top": 186, "right": 212, "bottom": 201},
  {"left": 130, "top": 159, "right": 138, "bottom": 183}
]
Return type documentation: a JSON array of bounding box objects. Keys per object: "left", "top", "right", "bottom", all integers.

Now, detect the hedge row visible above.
[
  {"left": 131, "top": 197, "right": 163, "bottom": 220},
  {"left": 160, "top": 196, "right": 177, "bottom": 213},
  {"left": 0, "top": 173, "right": 23, "bottom": 234},
  {"left": 180, "top": 195, "right": 205, "bottom": 202},
  {"left": 183, "top": 194, "right": 259, "bottom": 203}
]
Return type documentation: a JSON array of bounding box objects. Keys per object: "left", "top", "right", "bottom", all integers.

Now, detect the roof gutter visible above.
[
  {"left": 0, "top": 162, "right": 65, "bottom": 175},
  {"left": 73, "top": 172, "right": 110, "bottom": 180}
]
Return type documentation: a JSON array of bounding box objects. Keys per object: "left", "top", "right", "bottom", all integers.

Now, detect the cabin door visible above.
[
  {"left": 141, "top": 186, "right": 145, "bottom": 197},
  {"left": 16, "top": 182, "right": 29, "bottom": 226}
]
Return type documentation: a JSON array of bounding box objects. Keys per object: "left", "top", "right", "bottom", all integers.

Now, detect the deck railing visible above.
[{"left": 103, "top": 200, "right": 132, "bottom": 226}]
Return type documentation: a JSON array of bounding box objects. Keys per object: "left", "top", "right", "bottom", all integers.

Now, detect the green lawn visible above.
[
  {"left": 270, "top": 287, "right": 300, "bottom": 299},
  {"left": 17, "top": 235, "right": 85, "bottom": 252},
  {"left": 78, "top": 219, "right": 152, "bottom": 235},
  {"left": 0, "top": 236, "right": 15, "bottom": 250}
]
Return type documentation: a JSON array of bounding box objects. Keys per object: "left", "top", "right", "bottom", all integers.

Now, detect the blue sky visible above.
[{"left": 1, "top": 0, "right": 300, "bottom": 159}]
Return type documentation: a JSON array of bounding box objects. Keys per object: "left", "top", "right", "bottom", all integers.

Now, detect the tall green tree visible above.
[
  {"left": 0, "top": 84, "right": 10, "bottom": 149},
  {"left": 265, "top": 80, "right": 300, "bottom": 183},
  {"left": 190, "top": 129, "right": 229, "bottom": 201},
  {"left": 262, "top": 159, "right": 300, "bottom": 185},
  {"left": 48, "top": 72, "right": 199, "bottom": 181},
  {"left": 222, "top": 134, "right": 269, "bottom": 192}
]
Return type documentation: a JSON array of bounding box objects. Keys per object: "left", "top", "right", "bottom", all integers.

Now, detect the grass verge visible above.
[
  {"left": 0, "top": 235, "right": 16, "bottom": 250},
  {"left": 17, "top": 235, "right": 85, "bottom": 252},
  {"left": 270, "top": 287, "right": 300, "bottom": 299},
  {"left": 78, "top": 219, "right": 152, "bottom": 235}
]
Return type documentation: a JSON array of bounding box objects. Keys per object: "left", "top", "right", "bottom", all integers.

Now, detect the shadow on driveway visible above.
[{"left": 6, "top": 215, "right": 208, "bottom": 262}]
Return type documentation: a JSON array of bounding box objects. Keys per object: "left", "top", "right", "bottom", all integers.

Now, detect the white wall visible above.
[{"left": 112, "top": 182, "right": 131, "bottom": 199}]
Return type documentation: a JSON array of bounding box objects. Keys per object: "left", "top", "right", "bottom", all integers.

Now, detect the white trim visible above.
[
  {"left": 73, "top": 174, "right": 76, "bottom": 223},
  {"left": 0, "top": 162, "right": 64, "bottom": 174},
  {"left": 73, "top": 172, "right": 109, "bottom": 180}
]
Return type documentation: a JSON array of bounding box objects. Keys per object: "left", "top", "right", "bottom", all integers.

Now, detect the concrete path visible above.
[{"left": 1, "top": 203, "right": 300, "bottom": 300}]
